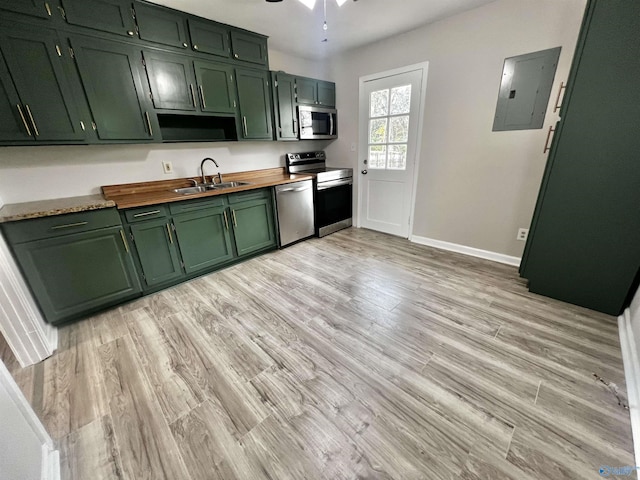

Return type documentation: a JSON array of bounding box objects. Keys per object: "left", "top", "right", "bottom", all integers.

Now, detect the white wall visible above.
[
  {"left": 631, "top": 286, "right": 640, "bottom": 354},
  {"left": 0, "top": 49, "right": 330, "bottom": 204},
  {"left": 326, "top": 0, "right": 587, "bottom": 258}
]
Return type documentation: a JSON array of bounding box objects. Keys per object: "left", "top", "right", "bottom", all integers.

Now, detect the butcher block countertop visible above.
[
  {"left": 0, "top": 194, "right": 116, "bottom": 223},
  {"left": 102, "top": 167, "right": 313, "bottom": 209}
]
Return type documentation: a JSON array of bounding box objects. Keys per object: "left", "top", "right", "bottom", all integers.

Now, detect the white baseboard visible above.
[
  {"left": 618, "top": 309, "right": 640, "bottom": 470},
  {"left": 410, "top": 235, "right": 521, "bottom": 267},
  {"left": 42, "top": 445, "right": 60, "bottom": 480}
]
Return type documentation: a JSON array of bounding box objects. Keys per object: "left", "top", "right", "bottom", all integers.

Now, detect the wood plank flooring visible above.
[{"left": 4, "top": 228, "right": 634, "bottom": 479}]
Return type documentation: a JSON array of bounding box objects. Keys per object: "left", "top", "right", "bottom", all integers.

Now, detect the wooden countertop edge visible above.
[
  {"left": 102, "top": 168, "right": 314, "bottom": 210},
  {"left": 0, "top": 195, "right": 116, "bottom": 224}
]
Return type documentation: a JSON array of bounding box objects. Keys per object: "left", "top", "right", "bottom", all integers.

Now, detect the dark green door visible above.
[
  {"left": 236, "top": 68, "right": 272, "bottom": 140},
  {"left": 188, "top": 18, "right": 229, "bottom": 58},
  {"left": 144, "top": 51, "right": 196, "bottom": 111},
  {"left": 0, "top": 52, "right": 34, "bottom": 142},
  {"left": 273, "top": 72, "right": 298, "bottom": 141},
  {"left": 194, "top": 60, "right": 235, "bottom": 114},
  {"left": 317, "top": 80, "right": 335, "bottom": 107},
  {"left": 60, "top": 0, "right": 136, "bottom": 37},
  {"left": 135, "top": 2, "right": 190, "bottom": 50},
  {"left": 130, "top": 219, "right": 183, "bottom": 288},
  {"left": 230, "top": 199, "right": 276, "bottom": 257},
  {"left": 173, "top": 206, "right": 234, "bottom": 274},
  {"left": 0, "top": 28, "right": 86, "bottom": 141},
  {"left": 71, "top": 36, "right": 156, "bottom": 141},
  {"left": 296, "top": 77, "right": 317, "bottom": 105},
  {"left": 0, "top": 0, "right": 51, "bottom": 18},
  {"left": 230, "top": 31, "right": 267, "bottom": 66},
  {"left": 12, "top": 226, "right": 141, "bottom": 324}
]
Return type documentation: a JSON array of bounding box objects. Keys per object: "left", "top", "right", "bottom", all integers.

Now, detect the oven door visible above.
[{"left": 315, "top": 179, "right": 353, "bottom": 237}]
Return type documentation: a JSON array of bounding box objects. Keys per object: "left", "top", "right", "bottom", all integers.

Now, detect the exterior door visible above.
[{"left": 359, "top": 68, "right": 424, "bottom": 237}]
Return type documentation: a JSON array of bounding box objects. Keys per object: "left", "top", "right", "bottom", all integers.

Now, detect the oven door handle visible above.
[{"left": 316, "top": 178, "right": 353, "bottom": 191}]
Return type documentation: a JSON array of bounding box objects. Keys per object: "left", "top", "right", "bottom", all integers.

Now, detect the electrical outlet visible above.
[
  {"left": 162, "top": 160, "right": 173, "bottom": 174},
  {"left": 517, "top": 228, "right": 529, "bottom": 241}
]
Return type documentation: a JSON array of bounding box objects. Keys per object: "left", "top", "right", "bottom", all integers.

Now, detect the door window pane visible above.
[
  {"left": 370, "top": 89, "right": 389, "bottom": 117},
  {"left": 369, "top": 118, "right": 388, "bottom": 144},
  {"left": 390, "top": 85, "right": 411, "bottom": 115},
  {"left": 369, "top": 145, "right": 386, "bottom": 169},
  {"left": 388, "top": 145, "right": 407, "bottom": 170},
  {"left": 389, "top": 115, "right": 409, "bottom": 143}
]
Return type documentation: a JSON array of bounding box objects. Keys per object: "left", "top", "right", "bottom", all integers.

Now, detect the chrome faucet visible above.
[{"left": 200, "top": 157, "right": 222, "bottom": 184}]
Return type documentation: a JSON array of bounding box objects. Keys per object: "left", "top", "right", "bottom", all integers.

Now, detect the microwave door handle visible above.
[{"left": 329, "top": 114, "right": 334, "bottom": 136}]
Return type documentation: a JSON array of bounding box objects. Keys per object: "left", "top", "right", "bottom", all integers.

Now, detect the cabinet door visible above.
[
  {"left": 71, "top": 36, "right": 156, "bottom": 141},
  {"left": 144, "top": 51, "right": 196, "bottom": 111},
  {"left": 230, "top": 31, "right": 267, "bottom": 66},
  {"left": 296, "top": 77, "right": 317, "bottom": 105},
  {"left": 60, "top": 0, "right": 136, "bottom": 37},
  {"left": 188, "top": 18, "right": 230, "bottom": 58},
  {"left": 0, "top": 53, "right": 34, "bottom": 142},
  {"left": 130, "top": 219, "right": 183, "bottom": 288},
  {"left": 0, "top": 28, "right": 86, "bottom": 142},
  {"left": 230, "top": 199, "right": 276, "bottom": 257},
  {"left": 194, "top": 60, "right": 235, "bottom": 114},
  {"left": 236, "top": 68, "right": 272, "bottom": 140},
  {"left": 317, "top": 80, "right": 335, "bottom": 107},
  {"left": 272, "top": 72, "right": 298, "bottom": 141},
  {"left": 0, "top": 0, "right": 51, "bottom": 18},
  {"left": 12, "top": 226, "right": 141, "bottom": 324},
  {"left": 135, "top": 2, "right": 190, "bottom": 50},
  {"left": 173, "top": 206, "right": 234, "bottom": 274}
]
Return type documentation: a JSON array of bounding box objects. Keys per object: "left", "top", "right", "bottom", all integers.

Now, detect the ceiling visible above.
[{"left": 150, "top": 0, "right": 497, "bottom": 59}]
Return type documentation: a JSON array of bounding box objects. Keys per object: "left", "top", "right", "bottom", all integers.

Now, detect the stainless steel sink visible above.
[{"left": 171, "top": 181, "right": 252, "bottom": 195}]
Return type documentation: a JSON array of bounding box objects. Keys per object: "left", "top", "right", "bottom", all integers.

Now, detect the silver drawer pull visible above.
[
  {"left": 133, "top": 210, "right": 161, "bottom": 218},
  {"left": 50, "top": 221, "right": 88, "bottom": 230}
]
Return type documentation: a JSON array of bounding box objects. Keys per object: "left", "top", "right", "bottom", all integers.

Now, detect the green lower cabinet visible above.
[
  {"left": 230, "top": 198, "right": 277, "bottom": 256},
  {"left": 129, "top": 219, "right": 183, "bottom": 288},
  {"left": 173, "top": 205, "right": 234, "bottom": 274},
  {"left": 11, "top": 226, "right": 141, "bottom": 324}
]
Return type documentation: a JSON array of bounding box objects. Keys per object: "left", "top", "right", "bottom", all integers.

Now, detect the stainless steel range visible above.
[{"left": 286, "top": 151, "right": 353, "bottom": 237}]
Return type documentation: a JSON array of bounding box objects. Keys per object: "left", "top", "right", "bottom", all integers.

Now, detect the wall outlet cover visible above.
[
  {"left": 162, "top": 161, "right": 173, "bottom": 174},
  {"left": 517, "top": 228, "right": 529, "bottom": 241}
]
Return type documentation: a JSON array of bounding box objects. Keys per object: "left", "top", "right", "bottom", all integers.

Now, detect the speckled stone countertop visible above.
[{"left": 0, "top": 194, "right": 115, "bottom": 223}]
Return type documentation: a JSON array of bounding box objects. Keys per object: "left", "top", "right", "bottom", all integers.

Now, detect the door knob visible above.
[{"left": 361, "top": 169, "right": 368, "bottom": 175}]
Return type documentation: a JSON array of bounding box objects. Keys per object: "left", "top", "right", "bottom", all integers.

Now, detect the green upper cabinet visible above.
[
  {"left": 143, "top": 50, "right": 196, "bottom": 111},
  {"left": 0, "top": 53, "right": 34, "bottom": 142},
  {"left": 9, "top": 224, "right": 141, "bottom": 325},
  {"left": 235, "top": 68, "right": 272, "bottom": 140},
  {"left": 135, "top": 1, "right": 190, "bottom": 50},
  {"left": 188, "top": 18, "right": 230, "bottom": 58},
  {"left": 0, "top": 27, "right": 86, "bottom": 142},
  {"left": 173, "top": 205, "right": 234, "bottom": 274},
  {"left": 71, "top": 35, "right": 157, "bottom": 141},
  {"left": 194, "top": 60, "right": 235, "bottom": 114},
  {"left": 0, "top": 0, "right": 52, "bottom": 18},
  {"left": 271, "top": 72, "right": 298, "bottom": 141},
  {"left": 230, "top": 198, "right": 276, "bottom": 256},
  {"left": 297, "top": 76, "right": 335, "bottom": 107},
  {"left": 230, "top": 31, "right": 268, "bottom": 66},
  {"left": 129, "top": 218, "right": 183, "bottom": 288},
  {"left": 60, "top": 0, "right": 137, "bottom": 37}
]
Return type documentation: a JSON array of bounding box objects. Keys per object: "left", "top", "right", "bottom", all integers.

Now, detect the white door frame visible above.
[{"left": 356, "top": 62, "right": 429, "bottom": 236}]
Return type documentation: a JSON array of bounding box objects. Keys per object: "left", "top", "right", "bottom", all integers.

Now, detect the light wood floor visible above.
[{"left": 4, "top": 228, "right": 634, "bottom": 480}]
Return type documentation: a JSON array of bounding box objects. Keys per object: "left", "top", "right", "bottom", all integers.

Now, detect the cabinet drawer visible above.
[
  {"left": 227, "top": 188, "right": 269, "bottom": 204},
  {"left": 169, "top": 196, "right": 225, "bottom": 215},
  {"left": 124, "top": 205, "right": 169, "bottom": 223},
  {"left": 2, "top": 208, "right": 122, "bottom": 244}
]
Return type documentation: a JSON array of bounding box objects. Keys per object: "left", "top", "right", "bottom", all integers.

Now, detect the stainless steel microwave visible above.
[{"left": 298, "top": 105, "right": 337, "bottom": 140}]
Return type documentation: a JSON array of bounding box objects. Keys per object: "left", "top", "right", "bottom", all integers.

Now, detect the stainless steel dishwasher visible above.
[{"left": 275, "top": 180, "right": 315, "bottom": 247}]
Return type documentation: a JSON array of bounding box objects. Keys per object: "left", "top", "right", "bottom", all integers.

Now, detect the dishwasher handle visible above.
[{"left": 278, "top": 185, "right": 312, "bottom": 193}]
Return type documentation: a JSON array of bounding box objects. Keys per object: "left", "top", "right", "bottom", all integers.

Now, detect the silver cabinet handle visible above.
[
  {"left": 145, "top": 111, "right": 153, "bottom": 136},
  {"left": 24, "top": 105, "right": 39, "bottom": 136},
  {"left": 553, "top": 82, "right": 566, "bottom": 113},
  {"left": 182, "top": 42, "right": 188, "bottom": 48},
  {"left": 50, "top": 221, "right": 88, "bottom": 230},
  {"left": 234, "top": 53, "right": 239, "bottom": 59},
  {"left": 133, "top": 210, "right": 160, "bottom": 218},
  {"left": 199, "top": 85, "right": 206, "bottom": 109},
  {"left": 16, "top": 105, "right": 32, "bottom": 136},
  {"left": 193, "top": 44, "right": 199, "bottom": 50},
  {"left": 242, "top": 116, "right": 248, "bottom": 136},
  {"left": 127, "top": 30, "right": 135, "bottom": 36},
  {"left": 166, "top": 223, "right": 173, "bottom": 244},
  {"left": 189, "top": 84, "right": 196, "bottom": 108},
  {"left": 231, "top": 209, "right": 238, "bottom": 227},
  {"left": 120, "top": 230, "right": 130, "bottom": 253},
  {"left": 223, "top": 210, "right": 229, "bottom": 230}
]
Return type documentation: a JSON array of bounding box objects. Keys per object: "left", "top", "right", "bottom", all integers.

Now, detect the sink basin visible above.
[{"left": 171, "top": 181, "right": 252, "bottom": 195}]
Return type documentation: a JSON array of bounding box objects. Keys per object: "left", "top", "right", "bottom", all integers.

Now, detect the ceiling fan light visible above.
[
  {"left": 335, "top": 0, "right": 348, "bottom": 5},
  {"left": 298, "top": 0, "right": 316, "bottom": 9}
]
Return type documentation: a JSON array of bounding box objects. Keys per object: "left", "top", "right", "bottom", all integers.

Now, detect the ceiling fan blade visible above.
[{"left": 297, "top": 0, "right": 317, "bottom": 9}]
